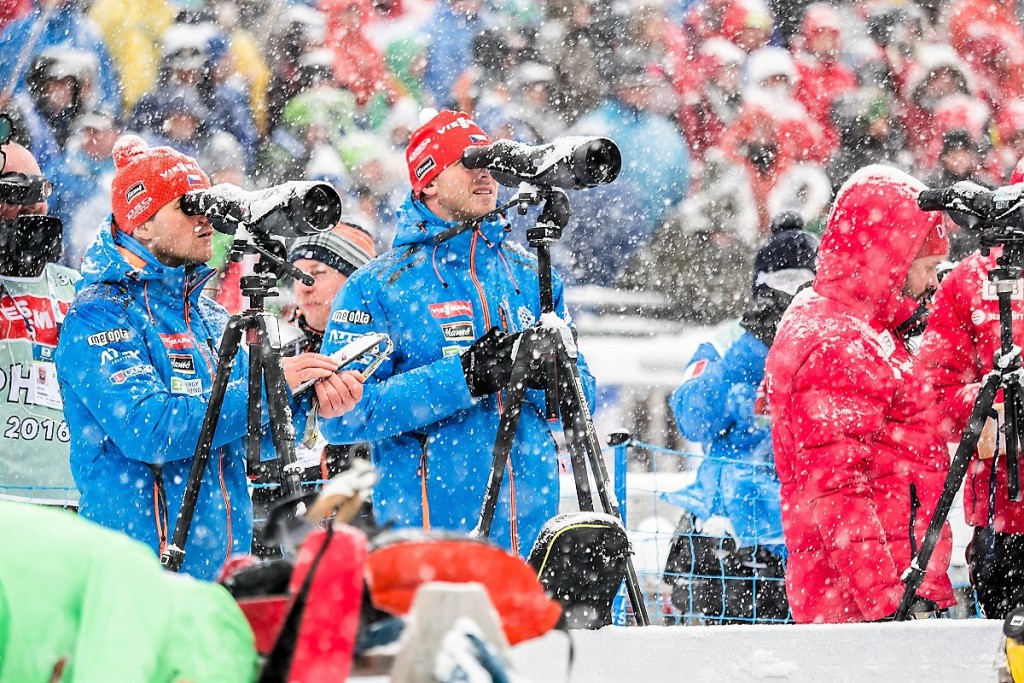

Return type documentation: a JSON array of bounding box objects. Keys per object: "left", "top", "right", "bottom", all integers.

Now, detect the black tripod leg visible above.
[
  {"left": 557, "top": 349, "right": 651, "bottom": 626},
  {"left": 162, "top": 317, "right": 246, "bottom": 572},
  {"left": 1005, "top": 378, "right": 1023, "bottom": 501},
  {"left": 247, "top": 327, "right": 264, "bottom": 473},
  {"left": 896, "top": 373, "right": 1001, "bottom": 619},
  {"left": 475, "top": 349, "right": 532, "bottom": 540},
  {"left": 256, "top": 313, "right": 302, "bottom": 500}
]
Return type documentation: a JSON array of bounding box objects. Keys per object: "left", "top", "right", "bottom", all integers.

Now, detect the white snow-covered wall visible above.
[{"left": 509, "top": 621, "right": 1004, "bottom": 682}]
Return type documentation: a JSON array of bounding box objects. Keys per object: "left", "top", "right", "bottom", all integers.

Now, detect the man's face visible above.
[
  {"left": 903, "top": 254, "right": 944, "bottom": 301},
  {"left": 0, "top": 143, "right": 48, "bottom": 220},
  {"left": 80, "top": 125, "right": 119, "bottom": 160},
  {"left": 422, "top": 160, "right": 498, "bottom": 222},
  {"left": 135, "top": 197, "right": 213, "bottom": 268},
  {"left": 293, "top": 258, "right": 348, "bottom": 331}
]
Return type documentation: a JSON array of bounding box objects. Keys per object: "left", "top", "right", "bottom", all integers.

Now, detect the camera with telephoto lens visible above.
[
  {"left": 918, "top": 181, "right": 1024, "bottom": 245},
  {"left": 0, "top": 173, "right": 53, "bottom": 206},
  {"left": 461, "top": 137, "right": 621, "bottom": 190},
  {"left": 181, "top": 181, "right": 342, "bottom": 239}
]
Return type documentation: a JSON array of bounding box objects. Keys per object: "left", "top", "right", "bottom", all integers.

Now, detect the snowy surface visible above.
[{"left": 508, "top": 620, "right": 1003, "bottom": 682}]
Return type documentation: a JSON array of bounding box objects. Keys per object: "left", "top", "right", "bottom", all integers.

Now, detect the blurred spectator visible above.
[
  {"left": 131, "top": 87, "right": 211, "bottom": 160},
  {"left": 365, "top": 0, "right": 435, "bottom": 53},
  {"left": 619, "top": 175, "right": 756, "bottom": 324},
  {"left": 900, "top": 44, "right": 975, "bottom": 168},
  {"left": 792, "top": 5, "right": 857, "bottom": 150},
  {"left": 0, "top": 92, "right": 61, "bottom": 180},
  {"left": 535, "top": 0, "right": 616, "bottom": 125},
  {"left": 995, "top": 98, "right": 1024, "bottom": 180},
  {"left": 957, "top": 23, "right": 1024, "bottom": 114},
  {"left": 0, "top": 0, "right": 29, "bottom": 33},
  {"left": 678, "top": 38, "right": 746, "bottom": 159},
  {"left": 0, "top": 0, "right": 121, "bottom": 116},
  {"left": 827, "top": 87, "right": 911, "bottom": 192},
  {"left": 926, "top": 129, "right": 995, "bottom": 262},
  {"left": 574, "top": 53, "right": 691, "bottom": 231},
  {"left": 319, "top": 0, "right": 399, "bottom": 113},
  {"left": 508, "top": 61, "right": 564, "bottom": 142},
  {"left": 25, "top": 49, "right": 94, "bottom": 151},
  {"left": 385, "top": 37, "right": 430, "bottom": 106},
  {"left": 423, "top": 0, "right": 491, "bottom": 107},
  {"left": 88, "top": 0, "right": 175, "bottom": 110},
  {"left": 265, "top": 5, "right": 328, "bottom": 135},
  {"left": 50, "top": 110, "right": 120, "bottom": 267}
]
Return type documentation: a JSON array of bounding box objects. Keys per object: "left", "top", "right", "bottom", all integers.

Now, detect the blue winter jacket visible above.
[
  {"left": 663, "top": 323, "right": 784, "bottom": 550},
  {"left": 55, "top": 222, "right": 256, "bottom": 580},
  {"left": 320, "top": 195, "right": 596, "bottom": 556}
]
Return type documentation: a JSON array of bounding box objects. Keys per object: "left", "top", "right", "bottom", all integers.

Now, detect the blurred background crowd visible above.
[{"left": 0, "top": 0, "right": 1018, "bottom": 322}]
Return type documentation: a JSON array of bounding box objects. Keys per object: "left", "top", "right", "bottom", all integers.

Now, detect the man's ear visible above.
[
  {"left": 132, "top": 218, "right": 154, "bottom": 240},
  {"left": 421, "top": 179, "right": 438, "bottom": 199}
]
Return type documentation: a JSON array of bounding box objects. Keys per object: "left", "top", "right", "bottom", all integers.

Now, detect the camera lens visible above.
[
  {"left": 298, "top": 183, "right": 343, "bottom": 234},
  {"left": 577, "top": 139, "right": 621, "bottom": 187}
]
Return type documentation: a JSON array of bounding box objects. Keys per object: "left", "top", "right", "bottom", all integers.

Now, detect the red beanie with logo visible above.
[
  {"left": 110, "top": 135, "right": 211, "bottom": 234},
  {"left": 405, "top": 110, "right": 490, "bottom": 195}
]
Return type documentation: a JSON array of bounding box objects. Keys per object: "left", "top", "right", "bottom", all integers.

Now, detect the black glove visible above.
[
  {"left": 740, "top": 290, "right": 794, "bottom": 347},
  {"left": 461, "top": 327, "right": 520, "bottom": 397}
]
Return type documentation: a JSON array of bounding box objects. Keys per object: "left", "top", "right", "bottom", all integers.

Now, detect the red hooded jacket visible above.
[{"left": 765, "top": 166, "right": 955, "bottom": 623}]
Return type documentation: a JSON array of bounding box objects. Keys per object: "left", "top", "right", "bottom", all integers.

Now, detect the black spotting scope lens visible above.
[{"left": 574, "top": 138, "right": 621, "bottom": 187}]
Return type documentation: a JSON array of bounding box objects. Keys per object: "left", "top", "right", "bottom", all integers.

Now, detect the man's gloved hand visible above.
[
  {"left": 740, "top": 290, "right": 793, "bottom": 347},
  {"left": 461, "top": 327, "right": 520, "bottom": 397}
]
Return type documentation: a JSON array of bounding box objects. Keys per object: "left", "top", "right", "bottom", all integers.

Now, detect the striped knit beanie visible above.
[{"left": 288, "top": 221, "right": 376, "bottom": 276}]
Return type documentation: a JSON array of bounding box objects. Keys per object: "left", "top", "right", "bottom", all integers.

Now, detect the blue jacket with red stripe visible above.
[
  {"left": 320, "top": 195, "right": 596, "bottom": 556},
  {"left": 55, "top": 221, "right": 254, "bottom": 580}
]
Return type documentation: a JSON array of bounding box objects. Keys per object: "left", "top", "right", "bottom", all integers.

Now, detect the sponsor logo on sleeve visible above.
[
  {"left": 87, "top": 328, "right": 132, "bottom": 346},
  {"left": 109, "top": 364, "right": 155, "bottom": 385},
  {"left": 429, "top": 300, "right": 473, "bottom": 319},
  {"left": 170, "top": 376, "right": 204, "bottom": 396},
  {"left": 442, "top": 345, "right": 464, "bottom": 358},
  {"left": 159, "top": 333, "right": 194, "bottom": 350},
  {"left": 441, "top": 321, "right": 475, "bottom": 342},
  {"left": 331, "top": 309, "right": 373, "bottom": 325},
  {"left": 169, "top": 353, "right": 197, "bottom": 374},
  {"left": 681, "top": 359, "right": 708, "bottom": 383},
  {"left": 125, "top": 182, "right": 146, "bottom": 202},
  {"left": 414, "top": 156, "right": 437, "bottom": 180}
]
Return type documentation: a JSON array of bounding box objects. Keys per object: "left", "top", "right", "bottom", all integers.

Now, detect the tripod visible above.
[
  {"left": 473, "top": 185, "right": 651, "bottom": 626},
  {"left": 897, "top": 240, "right": 1024, "bottom": 619},
  {"left": 161, "top": 238, "right": 313, "bottom": 572}
]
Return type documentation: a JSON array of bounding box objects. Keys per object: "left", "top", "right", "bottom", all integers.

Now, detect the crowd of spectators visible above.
[{"left": 0, "top": 0, "right": 1020, "bottom": 321}]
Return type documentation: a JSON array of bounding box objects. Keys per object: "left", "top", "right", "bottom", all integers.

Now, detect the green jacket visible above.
[{"left": 0, "top": 502, "right": 257, "bottom": 682}]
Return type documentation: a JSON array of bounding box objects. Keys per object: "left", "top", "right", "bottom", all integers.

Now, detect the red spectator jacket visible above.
[
  {"left": 766, "top": 166, "right": 954, "bottom": 623},
  {"left": 919, "top": 247, "right": 1024, "bottom": 533}
]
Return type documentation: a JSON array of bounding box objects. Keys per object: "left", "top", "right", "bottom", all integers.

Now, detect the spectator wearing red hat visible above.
[
  {"left": 766, "top": 165, "right": 955, "bottom": 622},
  {"left": 54, "top": 135, "right": 363, "bottom": 579},
  {"left": 919, "top": 157, "right": 1024, "bottom": 618},
  {"left": 318, "top": 110, "right": 596, "bottom": 556}
]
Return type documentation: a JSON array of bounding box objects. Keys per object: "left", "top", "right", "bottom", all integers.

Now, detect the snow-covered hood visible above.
[
  {"left": 79, "top": 216, "right": 215, "bottom": 309},
  {"left": 392, "top": 193, "right": 509, "bottom": 250},
  {"left": 814, "top": 165, "right": 944, "bottom": 329}
]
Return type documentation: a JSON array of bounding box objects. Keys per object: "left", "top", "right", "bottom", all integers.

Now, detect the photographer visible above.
[
  {"left": 0, "top": 140, "right": 79, "bottom": 507},
  {"left": 918, "top": 164, "right": 1024, "bottom": 618},
  {"left": 319, "top": 111, "right": 597, "bottom": 557},
  {"left": 765, "top": 166, "right": 955, "bottom": 623},
  {"left": 55, "top": 136, "right": 363, "bottom": 580}
]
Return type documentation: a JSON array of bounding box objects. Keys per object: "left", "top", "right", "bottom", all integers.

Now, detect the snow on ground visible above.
[{"left": 510, "top": 620, "right": 1003, "bottom": 682}]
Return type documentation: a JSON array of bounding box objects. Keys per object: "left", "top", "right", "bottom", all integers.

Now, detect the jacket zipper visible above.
[{"left": 469, "top": 230, "right": 518, "bottom": 552}]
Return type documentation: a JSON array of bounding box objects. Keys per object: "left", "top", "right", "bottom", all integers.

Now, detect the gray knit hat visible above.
[{"left": 288, "top": 220, "right": 376, "bottom": 276}]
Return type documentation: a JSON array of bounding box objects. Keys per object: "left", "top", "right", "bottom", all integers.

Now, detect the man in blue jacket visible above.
[
  {"left": 55, "top": 135, "right": 362, "bottom": 580},
  {"left": 663, "top": 212, "right": 817, "bottom": 621},
  {"left": 320, "top": 110, "right": 597, "bottom": 557}
]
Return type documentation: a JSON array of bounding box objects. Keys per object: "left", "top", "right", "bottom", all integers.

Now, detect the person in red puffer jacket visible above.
[
  {"left": 917, "top": 159, "right": 1024, "bottom": 619},
  {"left": 765, "top": 165, "right": 955, "bottom": 623}
]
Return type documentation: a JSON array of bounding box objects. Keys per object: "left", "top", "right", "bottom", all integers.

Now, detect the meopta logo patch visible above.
[
  {"left": 169, "top": 353, "right": 196, "bottom": 374},
  {"left": 125, "top": 182, "right": 146, "bottom": 203},
  {"left": 414, "top": 156, "right": 437, "bottom": 180},
  {"left": 331, "top": 309, "right": 373, "bottom": 325},
  {"left": 170, "top": 377, "right": 203, "bottom": 396},
  {"left": 87, "top": 328, "right": 132, "bottom": 346},
  {"left": 429, "top": 300, "right": 473, "bottom": 319},
  {"left": 159, "top": 333, "right": 194, "bottom": 350},
  {"left": 441, "top": 321, "right": 475, "bottom": 342},
  {"left": 109, "top": 364, "right": 154, "bottom": 385}
]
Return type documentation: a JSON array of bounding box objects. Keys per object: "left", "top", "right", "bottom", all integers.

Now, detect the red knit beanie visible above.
[
  {"left": 110, "top": 135, "right": 211, "bottom": 234},
  {"left": 405, "top": 110, "right": 490, "bottom": 195}
]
